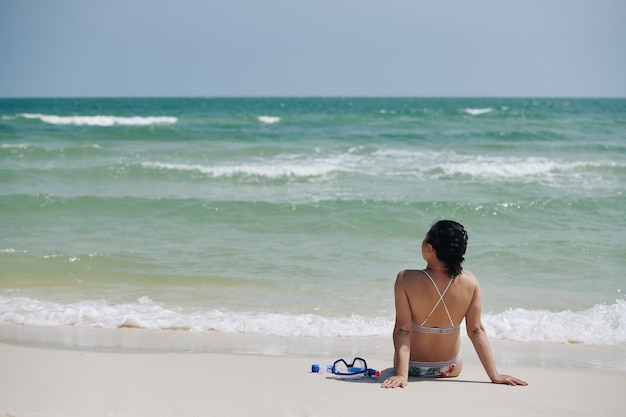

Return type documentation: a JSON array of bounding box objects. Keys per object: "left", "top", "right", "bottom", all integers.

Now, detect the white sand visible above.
[{"left": 1, "top": 326, "right": 625, "bottom": 417}]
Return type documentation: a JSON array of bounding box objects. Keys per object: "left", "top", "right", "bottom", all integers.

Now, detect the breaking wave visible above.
[
  {"left": 18, "top": 113, "right": 178, "bottom": 126},
  {"left": 258, "top": 115, "right": 281, "bottom": 124},
  {"left": 1, "top": 296, "right": 624, "bottom": 345},
  {"left": 465, "top": 108, "right": 494, "bottom": 115}
]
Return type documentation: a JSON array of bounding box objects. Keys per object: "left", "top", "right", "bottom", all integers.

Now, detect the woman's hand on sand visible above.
[
  {"left": 381, "top": 375, "right": 408, "bottom": 389},
  {"left": 492, "top": 373, "right": 528, "bottom": 386}
]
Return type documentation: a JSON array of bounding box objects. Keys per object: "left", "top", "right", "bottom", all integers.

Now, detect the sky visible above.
[{"left": 1, "top": 0, "right": 625, "bottom": 97}]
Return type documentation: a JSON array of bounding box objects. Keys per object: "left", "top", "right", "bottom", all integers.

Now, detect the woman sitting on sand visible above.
[{"left": 381, "top": 220, "right": 527, "bottom": 389}]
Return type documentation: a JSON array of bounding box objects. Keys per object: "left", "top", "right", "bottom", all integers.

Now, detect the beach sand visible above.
[{"left": 1, "top": 325, "right": 625, "bottom": 417}]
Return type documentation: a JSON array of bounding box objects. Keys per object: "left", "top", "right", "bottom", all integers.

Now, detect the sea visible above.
[{"left": 1, "top": 97, "right": 625, "bottom": 348}]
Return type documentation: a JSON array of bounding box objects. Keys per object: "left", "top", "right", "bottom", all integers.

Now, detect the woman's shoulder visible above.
[
  {"left": 395, "top": 269, "right": 433, "bottom": 289},
  {"left": 396, "top": 269, "right": 425, "bottom": 279},
  {"left": 457, "top": 270, "right": 479, "bottom": 288}
]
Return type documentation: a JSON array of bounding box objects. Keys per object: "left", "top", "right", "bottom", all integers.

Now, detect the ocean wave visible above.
[
  {"left": 1, "top": 296, "right": 624, "bottom": 345},
  {"left": 139, "top": 152, "right": 621, "bottom": 187},
  {"left": 1, "top": 142, "right": 102, "bottom": 153},
  {"left": 1, "top": 143, "right": 30, "bottom": 149},
  {"left": 376, "top": 150, "right": 621, "bottom": 183},
  {"left": 141, "top": 159, "right": 348, "bottom": 179},
  {"left": 0, "top": 296, "right": 390, "bottom": 337},
  {"left": 438, "top": 156, "right": 563, "bottom": 179},
  {"left": 436, "top": 158, "right": 623, "bottom": 189},
  {"left": 18, "top": 113, "right": 178, "bottom": 126},
  {"left": 465, "top": 108, "right": 494, "bottom": 116},
  {"left": 258, "top": 115, "right": 281, "bottom": 124},
  {"left": 483, "top": 300, "right": 626, "bottom": 346}
]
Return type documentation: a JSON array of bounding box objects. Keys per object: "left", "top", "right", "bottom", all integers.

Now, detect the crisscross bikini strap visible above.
[{"left": 419, "top": 270, "right": 455, "bottom": 328}]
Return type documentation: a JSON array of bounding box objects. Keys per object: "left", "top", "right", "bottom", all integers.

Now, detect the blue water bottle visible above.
[{"left": 311, "top": 364, "right": 333, "bottom": 374}]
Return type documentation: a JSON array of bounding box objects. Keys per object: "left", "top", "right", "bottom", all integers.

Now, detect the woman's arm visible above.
[
  {"left": 381, "top": 272, "right": 413, "bottom": 388},
  {"left": 465, "top": 282, "right": 528, "bottom": 386}
]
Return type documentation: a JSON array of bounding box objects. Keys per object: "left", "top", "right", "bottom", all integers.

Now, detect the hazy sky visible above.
[{"left": 1, "top": 0, "right": 625, "bottom": 97}]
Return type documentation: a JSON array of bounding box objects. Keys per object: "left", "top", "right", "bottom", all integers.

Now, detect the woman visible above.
[{"left": 381, "top": 220, "right": 527, "bottom": 388}]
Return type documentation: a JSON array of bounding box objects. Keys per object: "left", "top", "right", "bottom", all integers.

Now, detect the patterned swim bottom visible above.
[{"left": 408, "top": 354, "right": 461, "bottom": 377}]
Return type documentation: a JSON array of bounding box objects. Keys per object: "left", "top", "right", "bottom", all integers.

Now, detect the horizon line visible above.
[{"left": 1, "top": 95, "right": 625, "bottom": 100}]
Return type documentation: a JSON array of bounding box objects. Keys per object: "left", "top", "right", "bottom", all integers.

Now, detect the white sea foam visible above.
[
  {"left": 372, "top": 149, "right": 616, "bottom": 183},
  {"left": 0, "top": 248, "right": 19, "bottom": 253},
  {"left": 439, "top": 156, "right": 562, "bottom": 179},
  {"left": 141, "top": 157, "right": 349, "bottom": 179},
  {"left": 1, "top": 143, "right": 30, "bottom": 149},
  {"left": 19, "top": 113, "right": 177, "bottom": 126},
  {"left": 1, "top": 296, "right": 624, "bottom": 344},
  {"left": 483, "top": 300, "right": 626, "bottom": 346},
  {"left": 371, "top": 149, "right": 618, "bottom": 186},
  {"left": 140, "top": 150, "right": 619, "bottom": 191},
  {"left": 258, "top": 115, "right": 281, "bottom": 124},
  {"left": 465, "top": 108, "right": 493, "bottom": 116},
  {"left": 436, "top": 157, "right": 621, "bottom": 188},
  {"left": 0, "top": 296, "right": 390, "bottom": 337}
]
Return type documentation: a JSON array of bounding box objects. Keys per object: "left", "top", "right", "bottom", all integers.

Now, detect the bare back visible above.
[{"left": 395, "top": 268, "right": 478, "bottom": 363}]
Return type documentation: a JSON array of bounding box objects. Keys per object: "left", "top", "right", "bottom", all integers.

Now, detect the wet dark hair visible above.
[{"left": 426, "top": 220, "right": 468, "bottom": 278}]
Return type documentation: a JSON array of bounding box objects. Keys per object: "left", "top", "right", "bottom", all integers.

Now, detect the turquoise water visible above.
[{"left": 1, "top": 98, "right": 625, "bottom": 344}]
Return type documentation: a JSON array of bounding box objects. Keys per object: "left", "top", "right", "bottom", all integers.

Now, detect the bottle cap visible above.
[{"left": 311, "top": 364, "right": 320, "bottom": 373}]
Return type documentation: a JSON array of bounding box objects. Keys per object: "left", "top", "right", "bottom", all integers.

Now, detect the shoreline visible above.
[
  {"left": 1, "top": 323, "right": 625, "bottom": 372},
  {"left": 1, "top": 327, "right": 625, "bottom": 417}
]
